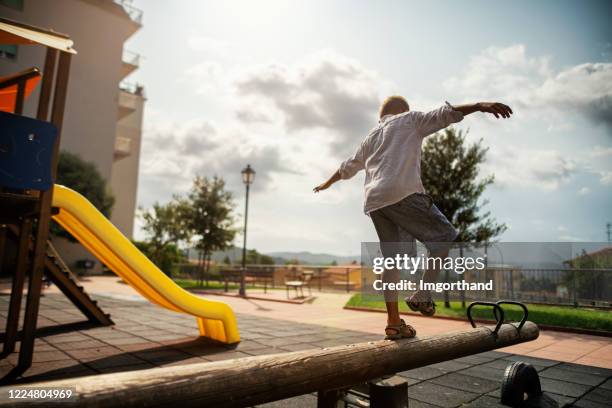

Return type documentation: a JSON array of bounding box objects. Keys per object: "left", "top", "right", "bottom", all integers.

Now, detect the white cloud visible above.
[
  {"left": 482, "top": 147, "right": 575, "bottom": 190},
  {"left": 235, "top": 105, "right": 274, "bottom": 124},
  {"left": 559, "top": 234, "right": 587, "bottom": 242},
  {"left": 183, "top": 61, "right": 226, "bottom": 94},
  {"left": 589, "top": 145, "right": 612, "bottom": 157},
  {"left": 187, "top": 35, "right": 233, "bottom": 57},
  {"left": 138, "top": 116, "right": 295, "bottom": 208},
  {"left": 234, "top": 50, "right": 383, "bottom": 157},
  {"left": 444, "top": 44, "right": 551, "bottom": 99},
  {"left": 599, "top": 171, "right": 612, "bottom": 185},
  {"left": 444, "top": 44, "right": 612, "bottom": 131},
  {"left": 578, "top": 187, "right": 591, "bottom": 195}
]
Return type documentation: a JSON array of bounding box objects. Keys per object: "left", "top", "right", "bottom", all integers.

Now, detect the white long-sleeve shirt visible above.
[{"left": 339, "top": 104, "right": 464, "bottom": 214}]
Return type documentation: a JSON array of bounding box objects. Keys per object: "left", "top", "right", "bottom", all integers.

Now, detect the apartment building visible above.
[{"left": 0, "top": 0, "right": 145, "bottom": 271}]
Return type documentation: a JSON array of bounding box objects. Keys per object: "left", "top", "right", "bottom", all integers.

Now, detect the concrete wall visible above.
[{"left": 110, "top": 88, "right": 145, "bottom": 237}]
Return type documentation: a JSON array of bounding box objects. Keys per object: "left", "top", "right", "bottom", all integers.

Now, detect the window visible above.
[
  {"left": 0, "top": 45, "right": 18, "bottom": 61},
  {"left": 0, "top": 0, "right": 24, "bottom": 10}
]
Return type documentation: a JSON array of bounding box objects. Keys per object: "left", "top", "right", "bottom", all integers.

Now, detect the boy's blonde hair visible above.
[{"left": 379, "top": 96, "right": 410, "bottom": 118}]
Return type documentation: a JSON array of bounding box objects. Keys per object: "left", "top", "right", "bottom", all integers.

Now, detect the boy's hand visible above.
[
  {"left": 314, "top": 169, "right": 342, "bottom": 193},
  {"left": 478, "top": 102, "right": 513, "bottom": 119},
  {"left": 313, "top": 182, "right": 330, "bottom": 193}
]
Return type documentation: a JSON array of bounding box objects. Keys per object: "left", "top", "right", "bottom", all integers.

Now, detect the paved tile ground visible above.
[
  {"left": 45, "top": 276, "right": 612, "bottom": 368},
  {"left": 203, "top": 289, "right": 612, "bottom": 369},
  {"left": 1, "top": 289, "right": 611, "bottom": 407},
  {"left": 18, "top": 276, "right": 612, "bottom": 370}
]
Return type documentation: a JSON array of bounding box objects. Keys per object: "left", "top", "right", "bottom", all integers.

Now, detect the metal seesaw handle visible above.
[
  {"left": 466, "top": 301, "right": 505, "bottom": 336},
  {"left": 495, "top": 301, "right": 529, "bottom": 332}
]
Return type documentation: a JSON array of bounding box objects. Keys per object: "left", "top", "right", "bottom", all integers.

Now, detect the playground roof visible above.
[
  {"left": 0, "top": 17, "right": 76, "bottom": 54},
  {"left": 0, "top": 67, "right": 41, "bottom": 113}
]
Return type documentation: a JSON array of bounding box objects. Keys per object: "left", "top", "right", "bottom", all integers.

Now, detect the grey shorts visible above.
[
  {"left": 370, "top": 193, "right": 457, "bottom": 301},
  {"left": 371, "top": 193, "right": 457, "bottom": 250}
]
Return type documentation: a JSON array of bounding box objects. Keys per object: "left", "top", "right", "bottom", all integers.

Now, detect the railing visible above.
[
  {"left": 119, "top": 81, "right": 145, "bottom": 97},
  {"left": 122, "top": 49, "right": 140, "bottom": 67},
  {"left": 377, "top": 267, "right": 612, "bottom": 308},
  {"left": 485, "top": 267, "right": 612, "bottom": 308},
  {"left": 171, "top": 262, "right": 612, "bottom": 307},
  {"left": 114, "top": 0, "right": 143, "bottom": 24},
  {"left": 174, "top": 263, "right": 363, "bottom": 293}
]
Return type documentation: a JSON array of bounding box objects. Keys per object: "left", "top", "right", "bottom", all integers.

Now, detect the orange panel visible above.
[{"left": 0, "top": 75, "right": 41, "bottom": 113}]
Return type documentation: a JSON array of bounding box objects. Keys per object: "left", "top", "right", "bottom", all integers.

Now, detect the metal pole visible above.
[
  {"left": 346, "top": 268, "right": 350, "bottom": 293},
  {"left": 484, "top": 242, "right": 489, "bottom": 299},
  {"left": 240, "top": 183, "right": 250, "bottom": 296}
]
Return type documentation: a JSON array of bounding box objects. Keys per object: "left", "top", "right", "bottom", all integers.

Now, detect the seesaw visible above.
[{"left": 0, "top": 302, "right": 551, "bottom": 408}]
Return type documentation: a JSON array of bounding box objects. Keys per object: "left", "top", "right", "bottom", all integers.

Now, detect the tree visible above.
[
  {"left": 564, "top": 249, "right": 612, "bottom": 304},
  {"left": 421, "top": 128, "right": 506, "bottom": 306},
  {"left": 185, "top": 176, "right": 237, "bottom": 285},
  {"left": 245, "top": 249, "right": 275, "bottom": 265},
  {"left": 421, "top": 128, "right": 506, "bottom": 242},
  {"left": 133, "top": 240, "right": 184, "bottom": 277},
  {"left": 53, "top": 151, "right": 115, "bottom": 239},
  {"left": 139, "top": 200, "right": 192, "bottom": 274}
]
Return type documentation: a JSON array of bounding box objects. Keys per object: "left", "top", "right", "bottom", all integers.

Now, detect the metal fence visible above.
[
  {"left": 173, "top": 263, "right": 362, "bottom": 293},
  {"left": 464, "top": 267, "right": 612, "bottom": 308},
  {"left": 172, "top": 263, "right": 612, "bottom": 307}
]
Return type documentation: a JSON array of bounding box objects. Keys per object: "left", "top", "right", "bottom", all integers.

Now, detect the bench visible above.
[{"left": 220, "top": 268, "right": 274, "bottom": 293}]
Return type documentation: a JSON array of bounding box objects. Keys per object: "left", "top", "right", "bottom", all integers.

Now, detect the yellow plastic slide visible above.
[{"left": 51, "top": 184, "right": 240, "bottom": 344}]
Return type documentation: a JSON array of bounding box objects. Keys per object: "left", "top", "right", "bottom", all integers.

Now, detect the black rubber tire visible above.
[{"left": 500, "top": 362, "right": 542, "bottom": 407}]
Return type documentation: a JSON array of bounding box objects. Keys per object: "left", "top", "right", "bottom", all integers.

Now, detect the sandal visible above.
[
  {"left": 406, "top": 291, "right": 436, "bottom": 317},
  {"left": 385, "top": 319, "right": 416, "bottom": 340}
]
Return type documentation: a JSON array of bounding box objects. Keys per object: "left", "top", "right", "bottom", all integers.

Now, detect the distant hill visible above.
[
  {"left": 189, "top": 247, "right": 360, "bottom": 265},
  {"left": 266, "top": 251, "right": 360, "bottom": 265}
]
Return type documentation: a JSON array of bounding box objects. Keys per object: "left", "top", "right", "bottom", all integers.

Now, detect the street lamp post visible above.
[{"left": 240, "top": 164, "right": 255, "bottom": 296}]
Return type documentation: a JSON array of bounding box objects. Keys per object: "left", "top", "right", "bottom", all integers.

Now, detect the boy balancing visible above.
[{"left": 313, "top": 97, "right": 512, "bottom": 339}]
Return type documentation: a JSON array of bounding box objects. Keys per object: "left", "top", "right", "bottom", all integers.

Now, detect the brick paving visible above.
[
  {"left": 27, "top": 276, "right": 612, "bottom": 370},
  {"left": 0, "top": 281, "right": 611, "bottom": 407}
]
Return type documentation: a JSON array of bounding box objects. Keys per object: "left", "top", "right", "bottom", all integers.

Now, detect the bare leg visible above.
[
  {"left": 385, "top": 301, "right": 401, "bottom": 325},
  {"left": 421, "top": 249, "right": 450, "bottom": 283},
  {"left": 370, "top": 212, "right": 416, "bottom": 337}
]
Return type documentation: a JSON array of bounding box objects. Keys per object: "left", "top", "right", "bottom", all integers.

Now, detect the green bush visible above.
[
  {"left": 133, "top": 240, "right": 184, "bottom": 277},
  {"left": 53, "top": 151, "right": 114, "bottom": 240}
]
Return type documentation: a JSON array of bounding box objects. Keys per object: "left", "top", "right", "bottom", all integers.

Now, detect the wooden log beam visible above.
[{"left": 0, "top": 322, "right": 538, "bottom": 408}]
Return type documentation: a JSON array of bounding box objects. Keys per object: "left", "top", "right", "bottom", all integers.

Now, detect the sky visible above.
[{"left": 125, "top": 0, "right": 612, "bottom": 255}]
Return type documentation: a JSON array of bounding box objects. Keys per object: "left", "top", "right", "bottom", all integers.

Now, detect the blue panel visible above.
[{"left": 0, "top": 111, "right": 57, "bottom": 191}]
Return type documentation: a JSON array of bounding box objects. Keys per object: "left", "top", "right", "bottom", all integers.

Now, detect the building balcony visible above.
[
  {"left": 113, "top": 0, "right": 143, "bottom": 25},
  {"left": 117, "top": 81, "right": 145, "bottom": 119},
  {"left": 121, "top": 49, "right": 140, "bottom": 79},
  {"left": 114, "top": 135, "right": 132, "bottom": 160},
  {"left": 120, "top": 81, "right": 145, "bottom": 97}
]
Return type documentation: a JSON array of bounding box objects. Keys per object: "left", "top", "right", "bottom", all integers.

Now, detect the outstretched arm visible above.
[
  {"left": 314, "top": 142, "right": 365, "bottom": 193},
  {"left": 450, "top": 102, "right": 513, "bottom": 119},
  {"left": 313, "top": 170, "right": 341, "bottom": 193}
]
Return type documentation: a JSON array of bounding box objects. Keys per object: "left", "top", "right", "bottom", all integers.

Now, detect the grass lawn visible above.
[{"left": 346, "top": 293, "right": 612, "bottom": 332}]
